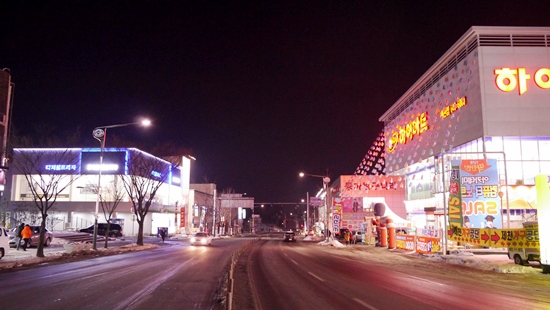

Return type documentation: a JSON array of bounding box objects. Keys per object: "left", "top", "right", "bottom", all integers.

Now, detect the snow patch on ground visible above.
[{"left": 317, "top": 238, "right": 346, "bottom": 248}]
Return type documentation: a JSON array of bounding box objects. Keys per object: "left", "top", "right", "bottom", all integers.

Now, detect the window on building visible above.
[
  {"left": 522, "top": 161, "right": 539, "bottom": 185},
  {"left": 503, "top": 137, "right": 522, "bottom": 160},
  {"left": 506, "top": 161, "right": 523, "bottom": 184},
  {"left": 539, "top": 138, "right": 550, "bottom": 161},
  {"left": 521, "top": 137, "right": 538, "bottom": 161},
  {"left": 485, "top": 136, "right": 503, "bottom": 153}
]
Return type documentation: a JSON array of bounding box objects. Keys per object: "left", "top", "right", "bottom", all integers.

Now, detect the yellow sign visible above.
[
  {"left": 448, "top": 226, "right": 539, "bottom": 249},
  {"left": 495, "top": 67, "right": 550, "bottom": 95},
  {"left": 386, "top": 112, "right": 429, "bottom": 153}
]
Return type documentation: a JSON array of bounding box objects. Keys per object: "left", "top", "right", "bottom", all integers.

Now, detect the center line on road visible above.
[
  {"left": 291, "top": 259, "right": 298, "bottom": 265},
  {"left": 308, "top": 272, "right": 325, "bottom": 282},
  {"left": 353, "top": 298, "right": 380, "bottom": 310}
]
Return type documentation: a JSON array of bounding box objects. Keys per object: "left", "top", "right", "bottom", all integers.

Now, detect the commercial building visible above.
[
  {"left": 4, "top": 147, "right": 192, "bottom": 236},
  {"left": 377, "top": 26, "right": 550, "bottom": 233}
]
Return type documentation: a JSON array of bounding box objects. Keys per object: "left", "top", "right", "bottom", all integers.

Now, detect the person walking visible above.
[
  {"left": 15, "top": 223, "right": 25, "bottom": 250},
  {"left": 344, "top": 230, "right": 350, "bottom": 246},
  {"left": 159, "top": 228, "right": 166, "bottom": 243},
  {"left": 21, "top": 224, "right": 32, "bottom": 251}
]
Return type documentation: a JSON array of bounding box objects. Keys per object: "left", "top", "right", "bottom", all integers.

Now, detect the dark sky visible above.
[{"left": 2, "top": 1, "right": 550, "bottom": 203}]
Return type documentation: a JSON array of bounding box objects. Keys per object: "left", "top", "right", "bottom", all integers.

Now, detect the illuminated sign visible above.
[
  {"left": 535, "top": 175, "right": 550, "bottom": 271},
  {"left": 332, "top": 198, "right": 343, "bottom": 234},
  {"left": 45, "top": 165, "right": 77, "bottom": 171},
  {"left": 494, "top": 67, "right": 550, "bottom": 95},
  {"left": 151, "top": 171, "right": 161, "bottom": 178},
  {"left": 387, "top": 112, "right": 429, "bottom": 153},
  {"left": 448, "top": 227, "right": 539, "bottom": 248},
  {"left": 440, "top": 97, "right": 466, "bottom": 119},
  {"left": 460, "top": 159, "right": 492, "bottom": 175},
  {"left": 81, "top": 151, "right": 127, "bottom": 175},
  {"left": 86, "top": 164, "right": 119, "bottom": 171},
  {"left": 416, "top": 236, "right": 441, "bottom": 254}
]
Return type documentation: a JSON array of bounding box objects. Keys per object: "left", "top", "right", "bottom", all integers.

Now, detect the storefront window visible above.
[
  {"left": 485, "top": 136, "right": 503, "bottom": 153},
  {"left": 539, "top": 138, "right": 550, "bottom": 161},
  {"left": 541, "top": 161, "right": 550, "bottom": 175},
  {"left": 521, "top": 137, "right": 538, "bottom": 160},
  {"left": 506, "top": 160, "right": 524, "bottom": 185},
  {"left": 522, "top": 161, "right": 540, "bottom": 185},
  {"left": 503, "top": 137, "right": 522, "bottom": 160}
]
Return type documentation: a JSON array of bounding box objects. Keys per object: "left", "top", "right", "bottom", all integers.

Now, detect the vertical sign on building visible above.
[
  {"left": 460, "top": 159, "right": 500, "bottom": 228},
  {"left": 332, "top": 198, "right": 342, "bottom": 234},
  {"left": 448, "top": 161, "right": 463, "bottom": 228},
  {"left": 0, "top": 70, "right": 13, "bottom": 171},
  {"left": 535, "top": 175, "right": 550, "bottom": 273}
]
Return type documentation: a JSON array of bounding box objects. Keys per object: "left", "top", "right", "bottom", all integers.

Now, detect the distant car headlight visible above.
[{"left": 190, "top": 237, "right": 196, "bottom": 243}]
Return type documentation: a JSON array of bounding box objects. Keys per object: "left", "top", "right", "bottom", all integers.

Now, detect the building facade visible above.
[
  {"left": 379, "top": 26, "right": 550, "bottom": 232},
  {"left": 4, "top": 147, "right": 192, "bottom": 236}
]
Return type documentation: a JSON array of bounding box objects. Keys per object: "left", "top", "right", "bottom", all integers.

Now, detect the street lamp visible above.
[
  {"left": 91, "top": 118, "right": 151, "bottom": 249},
  {"left": 299, "top": 172, "right": 331, "bottom": 240}
]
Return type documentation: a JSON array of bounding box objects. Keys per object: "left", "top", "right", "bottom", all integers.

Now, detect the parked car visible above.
[
  {"left": 351, "top": 231, "right": 365, "bottom": 244},
  {"left": 284, "top": 231, "right": 296, "bottom": 242},
  {"left": 9, "top": 225, "right": 54, "bottom": 248},
  {"left": 0, "top": 227, "right": 10, "bottom": 259},
  {"left": 190, "top": 232, "right": 212, "bottom": 246},
  {"left": 79, "top": 223, "right": 123, "bottom": 237}
]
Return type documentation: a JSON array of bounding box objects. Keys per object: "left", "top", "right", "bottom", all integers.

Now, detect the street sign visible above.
[{"left": 309, "top": 197, "right": 323, "bottom": 206}]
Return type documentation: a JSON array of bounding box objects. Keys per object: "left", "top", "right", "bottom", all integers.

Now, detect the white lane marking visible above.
[
  {"left": 353, "top": 298, "right": 380, "bottom": 310},
  {"left": 308, "top": 272, "right": 325, "bottom": 282},
  {"left": 405, "top": 275, "right": 445, "bottom": 286},
  {"left": 291, "top": 259, "right": 299, "bottom": 265}
]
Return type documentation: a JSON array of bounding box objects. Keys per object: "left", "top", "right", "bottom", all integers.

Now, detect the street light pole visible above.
[
  {"left": 306, "top": 191, "right": 309, "bottom": 233},
  {"left": 299, "top": 172, "right": 331, "bottom": 241},
  {"left": 91, "top": 119, "right": 150, "bottom": 250}
]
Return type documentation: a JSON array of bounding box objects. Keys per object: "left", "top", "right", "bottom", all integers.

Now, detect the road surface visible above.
[
  {"left": 0, "top": 238, "right": 249, "bottom": 310},
  {"left": 236, "top": 238, "right": 550, "bottom": 310}
]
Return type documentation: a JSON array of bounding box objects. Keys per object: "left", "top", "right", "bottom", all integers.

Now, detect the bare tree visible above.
[
  {"left": 121, "top": 149, "right": 175, "bottom": 246},
  {"left": 10, "top": 149, "right": 81, "bottom": 257},
  {"left": 99, "top": 175, "right": 125, "bottom": 248}
]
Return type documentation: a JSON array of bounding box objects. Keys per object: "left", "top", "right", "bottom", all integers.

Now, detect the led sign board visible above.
[
  {"left": 86, "top": 164, "right": 119, "bottom": 171},
  {"left": 170, "top": 168, "right": 181, "bottom": 185},
  {"left": 45, "top": 165, "right": 77, "bottom": 171},
  {"left": 81, "top": 151, "right": 127, "bottom": 175},
  {"left": 495, "top": 67, "right": 550, "bottom": 95},
  {"left": 440, "top": 97, "right": 466, "bottom": 119},
  {"left": 387, "top": 112, "right": 429, "bottom": 153}
]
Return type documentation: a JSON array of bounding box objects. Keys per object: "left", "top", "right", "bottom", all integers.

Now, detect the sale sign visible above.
[
  {"left": 396, "top": 234, "right": 415, "bottom": 251},
  {"left": 416, "top": 236, "right": 441, "bottom": 254},
  {"left": 448, "top": 226, "right": 539, "bottom": 249}
]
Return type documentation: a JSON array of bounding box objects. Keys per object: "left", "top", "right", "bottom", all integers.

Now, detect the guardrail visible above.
[{"left": 225, "top": 237, "right": 259, "bottom": 310}]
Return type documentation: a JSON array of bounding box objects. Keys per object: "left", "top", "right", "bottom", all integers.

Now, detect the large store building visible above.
[
  {"left": 4, "top": 147, "right": 194, "bottom": 236},
  {"left": 378, "top": 26, "right": 550, "bottom": 232}
]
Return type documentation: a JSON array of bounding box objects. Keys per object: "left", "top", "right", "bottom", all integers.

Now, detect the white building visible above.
[
  {"left": 379, "top": 26, "right": 550, "bottom": 231},
  {"left": 5, "top": 147, "right": 192, "bottom": 236}
]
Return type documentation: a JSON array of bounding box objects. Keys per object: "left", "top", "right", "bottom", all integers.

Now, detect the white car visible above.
[
  {"left": 190, "top": 232, "right": 213, "bottom": 246},
  {"left": 0, "top": 227, "right": 10, "bottom": 259}
]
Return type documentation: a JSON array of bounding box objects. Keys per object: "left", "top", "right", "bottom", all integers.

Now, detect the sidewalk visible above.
[
  {"left": 311, "top": 236, "right": 544, "bottom": 274},
  {"left": 0, "top": 235, "right": 175, "bottom": 270}
]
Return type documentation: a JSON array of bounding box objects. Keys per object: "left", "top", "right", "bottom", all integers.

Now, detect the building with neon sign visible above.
[
  {"left": 4, "top": 147, "right": 194, "bottom": 236},
  {"left": 375, "top": 27, "right": 550, "bottom": 260}
]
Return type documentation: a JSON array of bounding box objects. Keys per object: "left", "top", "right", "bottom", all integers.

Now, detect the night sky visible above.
[{"left": 2, "top": 1, "right": 550, "bottom": 204}]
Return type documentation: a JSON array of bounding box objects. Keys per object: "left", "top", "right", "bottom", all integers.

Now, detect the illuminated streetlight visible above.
[
  {"left": 91, "top": 118, "right": 151, "bottom": 249},
  {"left": 299, "top": 172, "right": 331, "bottom": 240}
]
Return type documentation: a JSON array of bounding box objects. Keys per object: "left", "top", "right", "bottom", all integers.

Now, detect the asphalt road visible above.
[
  {"left": 0, "top": 238, "right": 250, "bottom": 310},
  {"left": 240, "top": 239, "right": 550, "bottom": 310}
]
